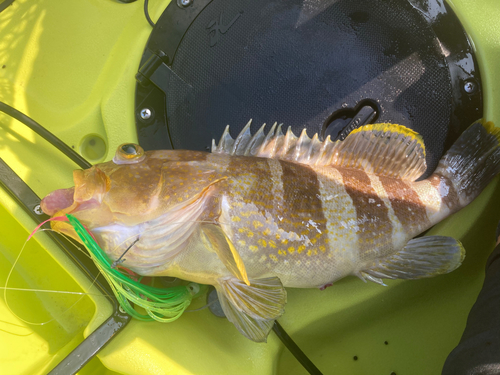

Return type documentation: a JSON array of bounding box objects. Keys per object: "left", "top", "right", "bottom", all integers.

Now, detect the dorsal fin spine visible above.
[
  {"left": 295, "top": 129, "right": 308, "bottom": 162},
  {"left": 232, "top": 120, "right": 252, "bottom": 155},
  {"left": 246, "top": 123, "right": 266, "bottom": 156},
  {"left": 215, "top": 125, "right": 234, "bottom": 154}
]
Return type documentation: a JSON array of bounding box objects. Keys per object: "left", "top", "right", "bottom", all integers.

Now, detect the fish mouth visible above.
[
  {"left": 40, "top": 186, "right": 100, "bottom": 217},
  {"left": 41, "top": 186, "right": 103, "bottom": 243}
]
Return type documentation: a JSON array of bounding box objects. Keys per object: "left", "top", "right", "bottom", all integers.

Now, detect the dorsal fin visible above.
[{"left": 212, "top": 120, "right": 427, "bottom": 181}]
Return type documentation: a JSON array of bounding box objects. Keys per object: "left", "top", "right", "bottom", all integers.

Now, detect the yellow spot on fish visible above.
[
  {"left": 239, "top": 228, "right": 245, "bottom": 233},
  {"left": 237, "top": 240, "right": 246, "bottom": 247},
  {"left": 311, "top": 238, "right": 317, "bottom": 244},
  {"left": 246, "top": 230, "right": 254, "bottom": 238},
  {"left": 275, "top": 233, "right": 281, "bottom": 240},
  {"left": 281, "top": 239, "right": 288, "bottom": 245},
  {"left": 278, "top": 250, "right": 287, "bottom": 256},
  {"left": 258, "top": 239, "right": 267, "bottom": 247},
  {"left": 253, "top": 220, "right": 263, "bottom": 229},
  {"left": 232, "top": 216, "right": 241, "bottom": 222},
  {"left": 269, "top": 254, "right": 278, "bottom": 262},
  {"left": 307, "top": 249, "right": 312, "bottom": 256},
  {"left": 288, "top": 247, "right": 295, "bottom": 254},
  {"left": 263, "top": 228, "right": 271, "bottom": 236},
  {"left": 249, "top": 245, "right": 259, "bottom": 252},
  {"left": 269, "top": 240, "right": 277, "bottom": 248},
  {"left": 319, "top": 246, "right": 326, "bottom": 253},
  {"left": 259, "top": 255, "right": 267, "bottom": 263},
  {"left": 298, "top": 245, "right": 306, "bottom": 254}
]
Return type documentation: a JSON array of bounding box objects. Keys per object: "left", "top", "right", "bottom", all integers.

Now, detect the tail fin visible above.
[{"left": 434, "top": 120, "right": 500, "bottom": 206}]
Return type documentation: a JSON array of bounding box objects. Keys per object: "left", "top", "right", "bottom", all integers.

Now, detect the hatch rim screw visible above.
[
  {"left": 178, "top": 0, "right": 192, "bottom": 7},
  {"left": 140, "top": 108, "right": 152, "bottom": 120},
  {"left": 464, "top": 80, "right": 477, "bottom": 94},
  {"left": 34, "top": 204, "right": 43, "bottom": 215}
]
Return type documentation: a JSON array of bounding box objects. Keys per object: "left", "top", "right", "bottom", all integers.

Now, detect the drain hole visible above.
[
  {"left": 322, "top": 99, "right": 379, "bottom": 141},
  {"left": 323, "top": 108, "right": 356, "bottom": 140}
]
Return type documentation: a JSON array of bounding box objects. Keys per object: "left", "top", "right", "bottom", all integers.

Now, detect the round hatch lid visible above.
[{"left": 135, "top": 0, "right": 482, "bottom": 177}]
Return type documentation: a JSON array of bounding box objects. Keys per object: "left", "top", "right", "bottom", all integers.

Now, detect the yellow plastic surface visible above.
[{"left": 0, "top": 0, "right": 499, "bottom": 374}]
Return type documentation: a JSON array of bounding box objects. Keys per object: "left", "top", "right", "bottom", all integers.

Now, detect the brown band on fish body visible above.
[
  {"left": 378, "top": 176, "right": 431, "bottom": 233},
  {"left": 338, "top": 168, "right": 393, "bottom": 258},
  {"left": 278, "top": 160, "right": 328, "bottom": 251},
  {"left": 429, "top": 173, "right": 460, "bottom": 211}
]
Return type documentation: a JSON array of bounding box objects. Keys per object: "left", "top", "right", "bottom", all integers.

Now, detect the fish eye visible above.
[
  {"left": 114, "top": 143, "right": 146, "bottom": 164},
  {"left": 121, "top": 144, "right": 138, "bottom": 155}
]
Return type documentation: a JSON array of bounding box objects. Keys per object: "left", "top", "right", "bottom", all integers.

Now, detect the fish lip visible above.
[
  {"left": 41, "top": 187, "right": 75, "bottom": 216},
  {"left": 41, "top": 187, "right": 101, "bottom": 217}
]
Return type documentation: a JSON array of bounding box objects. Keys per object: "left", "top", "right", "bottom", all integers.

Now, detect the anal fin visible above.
[{"left": 361, "top": 236, "right": 465, "bottom": 281}]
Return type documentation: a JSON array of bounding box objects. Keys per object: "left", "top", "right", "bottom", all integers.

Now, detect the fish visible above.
[{"left": 40, "top": 120, "right": 500, "bottom": 342}]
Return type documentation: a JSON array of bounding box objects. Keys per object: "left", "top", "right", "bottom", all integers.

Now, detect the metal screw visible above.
[
  {"left": 140, "top": 108, "right": 152, "bottom": 120},
  {"left": 464, "top": 80, "right": 477, "bottom": 94},
  {"left": 118, "top": 305, "right": 126, "bottom": 314},
  {"left": 33, "top": 204, "right": 43, "bottom": 215},
  {"left": 178, "top": 0, "right": 192, "bottom": 7}
]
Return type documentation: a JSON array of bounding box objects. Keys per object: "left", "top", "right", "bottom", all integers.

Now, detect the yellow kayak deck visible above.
[{"left": 1, "top": 0, "right": 500, "bottom": 374}]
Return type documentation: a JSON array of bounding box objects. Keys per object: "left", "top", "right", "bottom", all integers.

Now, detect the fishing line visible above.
[
  {"left": 0, "top": 287, "right": 106, "bottom": 296},
  {"left": 37, "top": 228, "right": 93, "bottom": 260},
  {"left": 2, "top": 222, "right": 109, "bottom": 327},
  {"left": 184, "top": 298, "right": 218, "bottom": 313}
]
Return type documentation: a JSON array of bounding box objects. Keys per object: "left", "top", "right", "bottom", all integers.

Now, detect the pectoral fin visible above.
[
  {"left": 200, "top": 224, "right": 250, "bottom": 285},
  {"left": 216, "top": 287, "right": 275, "bottom": 342},
  {"left": 218, "top": 276, "right": 287, "bottom": 320},
  {"left": 360, "top": 236, "right": 465, "bottom": 284},
  {"left": 216, "top": 276, "right": 286, "bottom": 342}
]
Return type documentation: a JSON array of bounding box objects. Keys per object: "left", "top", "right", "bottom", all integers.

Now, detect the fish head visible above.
[{"left": 41, "top": 143, "right": 221, "bottom": 242}]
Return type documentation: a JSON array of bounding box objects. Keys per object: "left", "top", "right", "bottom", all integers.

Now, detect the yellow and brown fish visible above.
[{"left": 41, "top": 120, "right": 500, "bottom": 341}]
